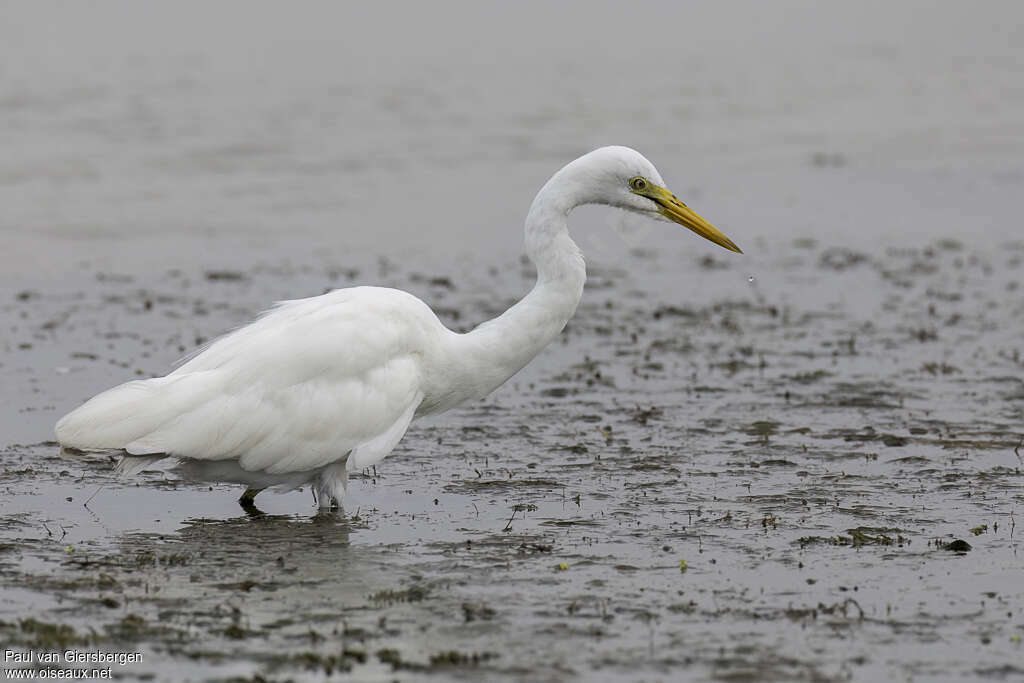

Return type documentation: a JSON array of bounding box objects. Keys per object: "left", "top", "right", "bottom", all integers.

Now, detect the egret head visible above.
[{"left": 563, "top": 146, "right": 742, "bottom": 254}]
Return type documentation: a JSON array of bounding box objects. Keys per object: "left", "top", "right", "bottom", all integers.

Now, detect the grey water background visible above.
[
  {"left": 1, "top": 2, "right": 1023, "bottom": 681},
  {"left": 3, "top": 0, "right": 1023, "bottom": 440}
]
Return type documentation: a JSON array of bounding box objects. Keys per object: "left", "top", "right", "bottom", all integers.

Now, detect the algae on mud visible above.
[
  {"left": 1, "top": 237, "right": 1022, "bottom": 681},
  {"left": 3, "top": 3, "right": 1024, "bottom": 678}
]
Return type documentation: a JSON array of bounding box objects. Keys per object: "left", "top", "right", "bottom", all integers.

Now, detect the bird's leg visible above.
[
  {"left": 238, "top": 487, "right": 265, "bottom": 511},
  {"left": 314, "top": 462, "right": 347, "bottom": 511}
]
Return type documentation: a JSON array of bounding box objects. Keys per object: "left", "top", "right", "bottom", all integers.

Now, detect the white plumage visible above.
[{"left": 56, "top": 146, "right": 741, "bottom": 509}]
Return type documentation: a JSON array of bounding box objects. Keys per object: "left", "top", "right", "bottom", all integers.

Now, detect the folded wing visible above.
[{"left": 56, "top": 287, "right": 436, "bottom": 474}]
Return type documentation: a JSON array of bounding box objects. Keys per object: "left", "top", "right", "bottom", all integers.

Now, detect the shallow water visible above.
[
  {"left": 2, "top": 2, "right": 1024, "bottom": 682},
  {"left": 3, "top": 240, "right": 1023, "bottom": 681}
]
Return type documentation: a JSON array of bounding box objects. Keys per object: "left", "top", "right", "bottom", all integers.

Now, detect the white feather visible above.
[
  {"left": 55, "top": 147, "right": 740, "bottom": 508},
  {"left": 58, "top": 287, "right": 435, "bottom": 477}
]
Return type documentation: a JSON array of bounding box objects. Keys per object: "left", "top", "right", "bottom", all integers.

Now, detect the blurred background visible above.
[{"left": 2, "top": 0, "right": 1022, "bottom": 288}]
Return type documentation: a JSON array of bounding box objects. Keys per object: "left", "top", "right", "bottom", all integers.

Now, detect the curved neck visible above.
[{"left": 450, "top": 173, "right": 588, "bottom": 401}]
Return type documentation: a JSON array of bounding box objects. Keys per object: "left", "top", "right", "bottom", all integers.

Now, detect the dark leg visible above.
[{"left": 238, "top": 487, "right": 265, "bottom": 512}]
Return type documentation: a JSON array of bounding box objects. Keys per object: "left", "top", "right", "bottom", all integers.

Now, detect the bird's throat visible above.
[{"left": 450, "top": 219, "right": 586, "bottom": 404}]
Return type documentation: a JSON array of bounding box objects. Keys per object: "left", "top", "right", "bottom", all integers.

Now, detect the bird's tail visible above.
[
  {"left": 113, "top": 453, "right": 168, "bottom": 476},
  {"left": 55, "top": 374, "right": 211, "bottom": 454}
]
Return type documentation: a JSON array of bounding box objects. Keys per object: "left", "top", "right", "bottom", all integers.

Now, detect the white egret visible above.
[{"left": 55, "top": 146, "right": 741, "bottom": 510}]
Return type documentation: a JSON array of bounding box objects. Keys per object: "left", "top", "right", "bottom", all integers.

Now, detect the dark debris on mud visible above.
[{"left": 1, "top": 239, "right": 1023, "bottom": 682}]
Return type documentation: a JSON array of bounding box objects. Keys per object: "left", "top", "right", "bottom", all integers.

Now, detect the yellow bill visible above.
[{"left": 640, "top": 184, "right": 742, "bottom": 254}]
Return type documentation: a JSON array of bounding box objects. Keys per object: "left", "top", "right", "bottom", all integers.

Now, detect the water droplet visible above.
[{"left": 747, "top": 276, "right": 755, "bottom": 284}]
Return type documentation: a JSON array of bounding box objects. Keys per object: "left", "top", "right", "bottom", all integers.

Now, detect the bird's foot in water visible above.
[{"left": 238, "top": 487, "right": 266, "bottom": 515}]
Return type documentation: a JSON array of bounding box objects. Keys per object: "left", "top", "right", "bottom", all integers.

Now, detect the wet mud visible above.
[{"left": 2, "top": 237, "right": 1022, "bottom": 682}]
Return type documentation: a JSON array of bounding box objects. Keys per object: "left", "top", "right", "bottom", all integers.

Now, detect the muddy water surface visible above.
[
  {"left": 2, "top": 238, "right": 1022, "bottom": 682},
  {"left": 3, "top": 2, "right": 1024, "bottom": 680}
]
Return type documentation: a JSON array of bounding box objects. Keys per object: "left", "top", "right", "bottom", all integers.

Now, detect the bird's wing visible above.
[
  {"left": 62, "top": 287, "right": 435, "bottom": 474},
  {"left": 347, "top": 392, "right": 420, "bottom": 471}
]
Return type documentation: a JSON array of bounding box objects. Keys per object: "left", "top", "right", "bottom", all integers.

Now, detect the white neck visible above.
[{"left": 446, "top": 166, "right": 588, "bottom": 403}]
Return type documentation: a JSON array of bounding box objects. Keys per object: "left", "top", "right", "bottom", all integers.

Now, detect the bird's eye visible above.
[{"left": 629, "top": 177, "right": 648, "bottom": 192}]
